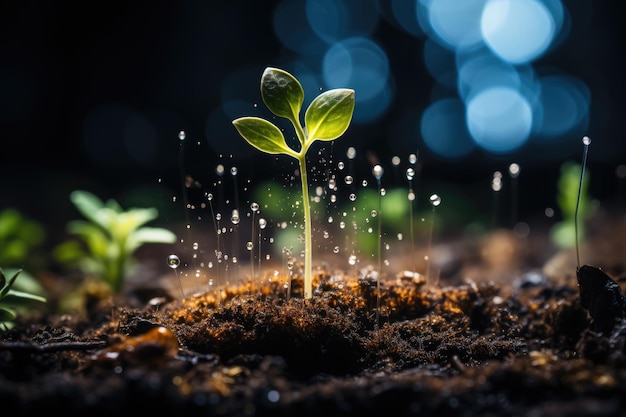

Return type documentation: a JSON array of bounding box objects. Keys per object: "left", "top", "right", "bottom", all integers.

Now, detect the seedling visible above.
[
  {"left": 232, "top": 67, "right": 355, "bottom": 299},
  {"left": 0, "top": 267, "right": 46, "bottom": 324},
  {"left": 54, "top": 190, "right": 177, "bottom": 293}
]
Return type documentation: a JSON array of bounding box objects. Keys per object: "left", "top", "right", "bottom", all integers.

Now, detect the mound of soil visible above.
[{"left": 2, "top": 216, "right": 626, "bottom": 416}]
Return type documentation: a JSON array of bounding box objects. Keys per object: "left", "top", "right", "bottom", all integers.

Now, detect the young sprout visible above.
[
  {"left": 54, "top": 190, "right": 178, "bottom": 293},
  {"left": 232, "top": 67, "right": 355, "bottom": 299}
]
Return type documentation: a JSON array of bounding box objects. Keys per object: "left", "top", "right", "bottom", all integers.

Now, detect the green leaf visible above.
[
  {"left": 305, "top": 88, "right": 355, "bottom": 143},
  {"left": 126, "top": 227, "right": 177, "bottom": 253},
  {"left": 70, "top": 190, "right": 106, "bottom": 225},
  {"left": 232, "top": 117, "right": 297, "bottom": 156},
  {"left": 0, "top": 307, "right": 16, "bottom": 321},
  {"left": 261, "top": 67, "right": 304, "bottom": 125},
  {"left": 5, "top": 289, "right": 46, "bottom": 303}
]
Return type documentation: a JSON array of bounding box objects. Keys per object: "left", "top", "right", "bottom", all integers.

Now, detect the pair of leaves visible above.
[{"left": 232, "top": 67, "right": 355, "bottom": 158}]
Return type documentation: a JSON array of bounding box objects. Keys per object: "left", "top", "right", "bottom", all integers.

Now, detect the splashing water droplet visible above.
[
  {"left": 250, "top": 202, "right": 259, "bottom": 212},
  {"left": 429, "top": 194, "right": 441, "bottom": 207},
  {"left": 167, "top": 254, "right": 180, "bottom": 269},
  {"left": 246, "top": 241, "right": 254, "bottom": 251},
  {"left": 409, "top": 153, "right": 417, "bottom": 164},
  {"left": 347, "top": 147, "right": 356, "bottom": 160},
  {"left": 372, "top": 165, "right": 384, "bottom": 180},
  {"left": 344, "top": 175, "right": 353, "bottom": 185},
  {"left": 231, "top": 209, "right": 240, "bottom": 225},
  {"left": 582, "top": 136, "right": 591, "bottom": 145},
  {"left": 259, "top": 218, "right": 267, "bottom": 229},
  {"left": 178, "top": 130, "right": 186, "bottom": 141},
  {"left": 508, "top": 163, "right": 520, "bottom": 178},
  {"left": 406, "top": 168, "right": 415, "bottom": 180},
  {"left": 230, "top": 166, "right": 238, "bottom": 176},
  {"left": 338, "top": 161, "right": 345, "bottom": 170}
]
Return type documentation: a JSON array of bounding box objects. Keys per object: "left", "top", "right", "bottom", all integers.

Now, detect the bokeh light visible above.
[
  {"left": 481, "top": 0, "right": 558, "bottom": 64},
  {"left": 466, "top": 87, "right": 533, "bottom": 153}
]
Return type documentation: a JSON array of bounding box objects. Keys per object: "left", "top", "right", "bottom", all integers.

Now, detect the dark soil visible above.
[{"left": 2, "top": 212, "right": 626, "bottom": 416}]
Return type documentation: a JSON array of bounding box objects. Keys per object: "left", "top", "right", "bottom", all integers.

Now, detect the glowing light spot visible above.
[
  {"left": 481, "top": 0, "right": 556, "bottom": 64},
  {"left": 421, "top": 0, "right": 487, "bottom": 51},
  {"left": 466, "top": 87, "right": 532, "bottom": 154}
]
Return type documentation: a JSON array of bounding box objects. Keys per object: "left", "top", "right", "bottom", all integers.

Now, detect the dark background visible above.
[{"left": 1, "top": 0, "right": 625, "bottom": 239}]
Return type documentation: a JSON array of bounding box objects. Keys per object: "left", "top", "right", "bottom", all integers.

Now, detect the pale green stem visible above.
[{"left": 298, "top": 153, "right": 313, "bottom": 299}]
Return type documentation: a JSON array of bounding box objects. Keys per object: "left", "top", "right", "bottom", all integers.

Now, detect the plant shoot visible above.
[{"left": 232, "top": 67, "right": 355, "bottom": 298}]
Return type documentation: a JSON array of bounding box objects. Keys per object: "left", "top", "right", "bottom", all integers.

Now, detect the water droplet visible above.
[
  {"left": 259, "top": 218, "right": 267, "bottom": 229},
  {"left": 582, "top": 136, "right": 591, "bottom": 145},
  {"left": 348, "top": 254, "right": 357, "bottom": 265},
  {"left": 361, "top": 180, "right": 368, "bottom": 187},
  {"left": 397, "top": 233, "right": 403, "bottom": 240},
  {"left": 231, "top": 209, "right": 240, "bottom": 225},
  {"left": 409, "top": 153, "right": 417, "bottom": 164},
  {"left": 408, "top": 190, "right": 415, "bottom": 201},
  {"left": 380, "top": 188, "right": 386, "bottom": 196},
  {"left": 167, "top": 254, "right": 180, "bottom": 269},
  {"left": 216, "top": 164, "right": 225, "bottom": 176},
  {"left": 347, "top": 147, "right": 356, "bottom": 160},
  {"left": 338, "top": 161, "right": 345, "bottom": 170},
  {"left": 349, "top": 193, "right": 356, "bottom": 202},
  {"left": 508, "top": 163, "right": 520, "bottom": 178},
  {"left": 178, "top": 130, "right": 186, "bottom": 141},
  {"left": 392, "top": 156, "right": 400, "bottom": 166},
  {"left": 216, "top": 213, "right": 222, "bottom": 221},
  {"left": 315, "top": 186, "right": 323, "bottom": 196},
  {"left": 406, "top": 168, "right": 415, "bottom": 180},
  {"left": 372, "top": 164, "right": 384, "bottom": 180},
  {"left": 246, "top": 241, "right": 253, "bottom": 251},
  {"left": 370, "top": 210, "right": 377, "bottom": 217},
  {"left": 206, "top": 193, "right": 213, "bottom": 201},
  {"left": 192, "top": 242, "right": 199, "bottom": 250},
  {"left": 323, "top": 230, "right": 329, "bottom": 239},
  {"left": 250, "top": 202, "right": 259, "bottom": 212},
  {"left": 230, "top": 166, "right": 238, "bottom": 176},
  {"left": 344, "top": 175, "right": 353, "bottom": 185},
  {"left": 429, "top": 194, "right": 441, "bottom": 207}
]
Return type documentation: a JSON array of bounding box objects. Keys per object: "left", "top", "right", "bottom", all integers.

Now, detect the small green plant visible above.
[
  {"left": 232, "top": 67, "right": 355, "bottom": 299},
  {"left": 0, "top": 267, "right": 46, "bottom": 324},
  {"left": 53, "top": 190, "right": 177, "bottom": 293}
]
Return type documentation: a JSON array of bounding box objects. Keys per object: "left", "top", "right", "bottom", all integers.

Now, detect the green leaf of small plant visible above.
[
  {"left": 232, "top": 117, "right": 297, "bottom": 156},
  {"left": 305, "top": 88, "right": 355, "bottom": 143},
  {"left": 261, "top": 67, "right": 304, "bottom": 125}
]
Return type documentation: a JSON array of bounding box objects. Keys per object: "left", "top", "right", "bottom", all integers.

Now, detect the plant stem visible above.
[{"left": 298, "top": 154, "right": 313, "bottom": 299}]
